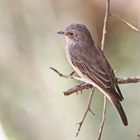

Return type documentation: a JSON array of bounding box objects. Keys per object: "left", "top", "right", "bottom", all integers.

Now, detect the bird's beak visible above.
[{"left": 57, "top": 30, "right": 65, "bottom": 35}]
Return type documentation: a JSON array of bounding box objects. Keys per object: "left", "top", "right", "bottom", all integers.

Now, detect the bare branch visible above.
[
  {"left": 98, "top": 0, "right": 110, "bottom": 139},
  {"left": 63, "top": 76, "right": 140, "bottom": 96},
  {"left": 111, "top": 13, "right": 140, "bottom": 33},
  {"left": 49, "top": 67, "right": 83, "bottom": 82},
  {"left": 75, "top": 87, "right": 95, "bottom": 137},
  {"left": 64, "top": 82, "right": 92, "bottom": 96},
  {"left": 98, "top": 97, "right": 107, "bottom": 140},
  {"left": 101, "top": 0, "right": 110, "bottom": 50},
  {"left": 117, "top": 76, "right": 140, "bottom": 84}
]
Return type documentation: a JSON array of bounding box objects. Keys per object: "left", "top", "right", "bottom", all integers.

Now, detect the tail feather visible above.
[
  {"left": 112, "top": 100, "right": 128, "bottom": 126},
  {"left": 103, "top": 88, "right": 128, "bottom": 126}
]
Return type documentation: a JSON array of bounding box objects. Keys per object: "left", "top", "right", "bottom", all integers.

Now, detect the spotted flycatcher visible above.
[{"left": 57, "top": 23, "right": 128, "bottom": 126}]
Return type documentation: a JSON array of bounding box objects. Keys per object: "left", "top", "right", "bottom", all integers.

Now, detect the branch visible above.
[
  {"left": 49, "top": 67, "right": 82, "bottom": 82},
  {"left": 64, "top": 82, "right": 92, "bottom": 96},
  {"left": 117, "top": 77, "right": 140, "bottom": 84},
  {"left": 75, "top": 87, "right": 95, "bottom": 136},
  {"left": 111, "top": 13, "right": 140, "bottom": 33},
  {"left": 101, "top": 0, "right": 110, "bottom": 50},
  {"left": 63, "top": 76, "right": 140, "bottom": 96},
  {"left": 98, "top": 97, "right": 107, "bottom": 140},
  {"left": 98, "top": 0, "right": 110, "bottom": 139}
]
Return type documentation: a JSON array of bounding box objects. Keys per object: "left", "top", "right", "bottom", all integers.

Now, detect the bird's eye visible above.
[{"left": 69, "top": 32, "right": 73, "bottom": 35}]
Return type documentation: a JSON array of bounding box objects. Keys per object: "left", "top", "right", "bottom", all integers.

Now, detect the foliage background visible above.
[{"left": 0, "top": 0, "right": 140, "bottom": 140}]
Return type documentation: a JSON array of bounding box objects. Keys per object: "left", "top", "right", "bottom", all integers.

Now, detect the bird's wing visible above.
[{"left": 70, "top": 46, "right": 123, "bottom": 101}]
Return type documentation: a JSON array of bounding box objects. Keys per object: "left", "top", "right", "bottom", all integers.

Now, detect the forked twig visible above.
[
  {"left": 50, "top": 68, "right": 140, "bottom": 95},
  {"left": 98, "top": 97, "right": 107, "bottom": 140},
  {"left": 76, "top": 87, "right": 95, "bottom": 136},
  {"left": 49, "top": 67, "right": 82, "bottom": 81}
]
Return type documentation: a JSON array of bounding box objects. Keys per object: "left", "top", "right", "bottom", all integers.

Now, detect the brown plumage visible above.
[{"left": 58, "top": 23, "right": 128, "bottom": 126}]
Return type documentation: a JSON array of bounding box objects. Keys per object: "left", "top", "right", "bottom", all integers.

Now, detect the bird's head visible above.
[{"left": 57, "top": 23, "right": 93, "bottom": 46}]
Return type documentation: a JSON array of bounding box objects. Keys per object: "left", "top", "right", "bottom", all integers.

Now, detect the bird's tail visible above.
[{"left": 111, "top": 98, "right": 128, "bottom": 126}]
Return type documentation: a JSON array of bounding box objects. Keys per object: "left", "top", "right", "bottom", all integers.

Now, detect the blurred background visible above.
[{"left": 0, "top": 0, "right": 140, "bottom": 140}]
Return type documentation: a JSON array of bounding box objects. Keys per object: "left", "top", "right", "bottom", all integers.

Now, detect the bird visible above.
[{"left": 57, "top": 23, "right": 128, "bottom": 126}]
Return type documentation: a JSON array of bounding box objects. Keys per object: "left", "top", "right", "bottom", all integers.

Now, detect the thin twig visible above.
[
  {"left": 75, "top": 87, "right": 95, "bottom": 136},
  {"left": 98, "top": 97, "right": 107, "bottom": 140},
  {"left": 101, "top": 0, "right": 110, "bottom": 50},
  {"left": 111, "top": 13, "right": 140, "bottom": 33},
  {"left": 98, "top": 0, "right": 110, "bottom": 139},
  {"left": 49, "top": 67, "right": 83, "bottom": 81}
]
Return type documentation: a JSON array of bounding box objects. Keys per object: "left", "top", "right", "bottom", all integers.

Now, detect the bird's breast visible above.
[
  {"left": 65, "top": 45, "right": 74, "bottom": 67},
  {"left": 65, "top": 45, "right": 100, "bottom": 88},
  {"left": 65, "top": 45, "right": 87, "bottom": 78}
]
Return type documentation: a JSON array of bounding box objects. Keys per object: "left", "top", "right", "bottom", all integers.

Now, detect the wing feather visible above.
[{"left": 70, "top": 46, "right": 123, "bottom": 101}]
